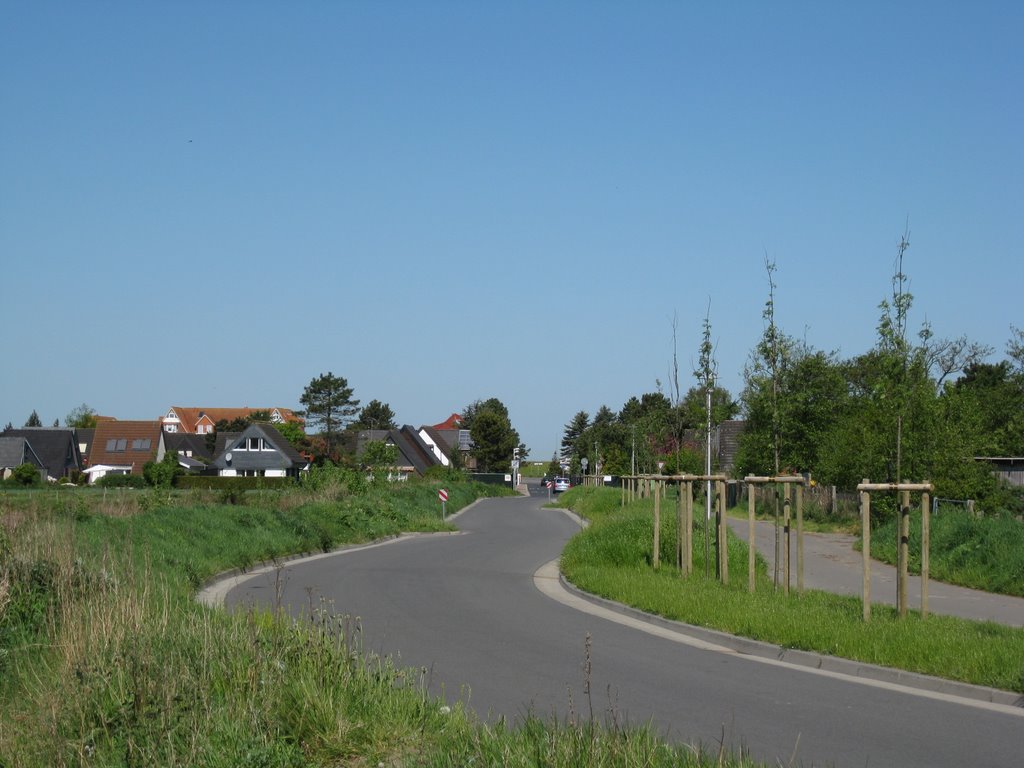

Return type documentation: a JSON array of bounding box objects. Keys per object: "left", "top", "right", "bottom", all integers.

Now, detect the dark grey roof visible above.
[
  {"left": 390, "top": 426, "right": 443, "bottom": 475},
  {"left": 163, "top": 432, "right": 213, "bottom": 461},
  {"left": 177, "top": 455, "right": 206, "bottom": 470},
  {"left": 212, "top": 424, "right": 307, "bottom": 471},
  {"left": 0, "top": 437, "right": 45, "bottom": 470},
  {"left": 356, "top": 426, "right": 443, "bottom": 476},
  {"left": 76, "top": 428, "right": 96, "bottom": 459},
  {"left": 1, "top": 428, "right": 81, "bottom": 478}
]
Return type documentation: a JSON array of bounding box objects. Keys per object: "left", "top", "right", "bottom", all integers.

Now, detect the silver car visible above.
[{"left": 553, "top": 477, "right": 571, "bottom": 492}]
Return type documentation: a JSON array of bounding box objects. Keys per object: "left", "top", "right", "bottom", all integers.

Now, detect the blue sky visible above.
[{"left": 2, "top": 2, "right": 1021, "bottom": 459}]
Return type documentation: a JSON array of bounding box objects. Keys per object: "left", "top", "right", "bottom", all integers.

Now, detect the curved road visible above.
[{"left": 222, "top": 494, "right": 1024, "bottom": 768}]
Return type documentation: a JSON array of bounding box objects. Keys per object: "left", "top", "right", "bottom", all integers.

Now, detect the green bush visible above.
[{"left": 9, "top": 463, "right": 41, "bottom": 487}]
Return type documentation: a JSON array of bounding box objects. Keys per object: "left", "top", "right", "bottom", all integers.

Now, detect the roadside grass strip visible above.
[{"left": 556, "top": 486, "right": 1024, "bottom": 694}]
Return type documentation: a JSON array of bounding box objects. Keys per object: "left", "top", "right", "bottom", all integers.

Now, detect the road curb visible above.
[
  {"left": 556, "top": 571, "right": 1024, "bottom": 709},
  {"left": 196, "top": 495, "right": 488, "bottom": 608}
]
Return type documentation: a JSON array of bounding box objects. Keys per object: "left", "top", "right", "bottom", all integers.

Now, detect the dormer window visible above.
[{"left": 234, "top": 437, "right": 274, "bottom": 451}]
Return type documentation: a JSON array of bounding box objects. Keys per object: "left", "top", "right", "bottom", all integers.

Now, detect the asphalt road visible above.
[{"left": 222, "top": 494, "right": 1024, "bottom": 768}]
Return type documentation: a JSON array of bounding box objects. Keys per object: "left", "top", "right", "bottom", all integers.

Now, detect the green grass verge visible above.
[
  {"left": 556, "top": 486, "right": 1024, "bottom": 693},
  {"left": 0, "top": 479, "right": 762, "bottom": 767},
  {"left": 869, "top": 509, "right": 1024, "bottom": 597}
]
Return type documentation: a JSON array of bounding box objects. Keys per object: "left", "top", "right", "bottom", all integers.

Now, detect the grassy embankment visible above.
[
  {"left": 555, "top": 485, "right": 1024, "bottom": 693},
  {"left": 0, "top": 476, "right": 765, "bottom": 768}
]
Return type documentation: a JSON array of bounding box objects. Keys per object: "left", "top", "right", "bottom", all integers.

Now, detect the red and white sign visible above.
[{"left": 438, "top": 488, "right": 449, "bottom": 502}]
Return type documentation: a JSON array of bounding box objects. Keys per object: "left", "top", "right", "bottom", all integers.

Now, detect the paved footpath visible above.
[{"left": 726, "top": 516, "right": 1024, "bottom": 627}]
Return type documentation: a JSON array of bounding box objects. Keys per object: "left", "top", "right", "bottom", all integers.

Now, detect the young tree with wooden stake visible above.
[
  {"left": 694, "top": 302, "right": 717, "bottom": 578},
  {"left": 757, "top": 255, "right": 787, "bottom": 588}
]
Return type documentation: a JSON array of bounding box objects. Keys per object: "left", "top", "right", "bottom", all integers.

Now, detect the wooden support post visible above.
[
  {"left": 921, "top": 491, "right": 930, "bottom": 619},
  {"left": 684, "top": 481, "right": 692, "bottom": 577},
  {"left": 796, "top": 484, "right": 804, "bottom": 594},
  {"left": 748, "top": 482, "right": 756, "bottom": 593},
  {"left": 675, "top": 481, "right": 683, "bottom": 572},
  {"left": 899, "top": 488, "right": 910, "bottom": 618},
  {"left": 782, "top": 483, "right": 792, "bottom": 596},
  {"left": 861, "top": 481, "right": 871, "bottom": 622},
  {"left": 718, "top": 480, "right": 729, "bottom": 586},
  {"left": 653, "top": 480, "right": 661, "bottom": 570}
]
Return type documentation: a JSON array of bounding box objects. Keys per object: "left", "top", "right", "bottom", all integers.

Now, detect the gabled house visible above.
[
  {"left": 1, "top": 427, "right": 82, "bottom": 481},
  {"left": 428, "top": 413, "right": 476, "bottom": 470},
  {"left": 84, "top": 421, "right": 164, "bottom": 483},
  {"left": 0, "top": 437, "right": 46, "bottom": 481},
  {"left": 160, "top": 406, "right": 303, "bottom": 435},
  {"left": 211, "top": 423, "right": 308, "bottom": 478},
  {"left": 162, "top": 432, "right": 214, "bottom": 472},
  {"left": 356, "top": 425, "right": 448, "bottom": 479}
]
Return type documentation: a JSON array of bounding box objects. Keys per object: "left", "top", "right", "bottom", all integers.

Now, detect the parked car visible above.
[{"left": 553, "top": 477, "right": 571, "bottom": 492}]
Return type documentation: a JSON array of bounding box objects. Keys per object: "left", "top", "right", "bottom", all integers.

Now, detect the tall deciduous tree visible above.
[
  {"left": 299, "top": 372, "right": 360, "bottom": 458},
  {"left": 66, "top": 403, "right": 98, "bottom": 429}
]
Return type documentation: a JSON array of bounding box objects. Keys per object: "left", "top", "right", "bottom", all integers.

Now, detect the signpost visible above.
[{"left": 438, "top": 487, "right": 448, "bottom": 518}]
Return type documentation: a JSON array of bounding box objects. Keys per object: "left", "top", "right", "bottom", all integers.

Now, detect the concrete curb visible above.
[
  {"left": 196, "top": 495, "right": 488, "bottom": 608},
  {"left": 556, "top": 571, "right": 1024, "bottom": 709}
]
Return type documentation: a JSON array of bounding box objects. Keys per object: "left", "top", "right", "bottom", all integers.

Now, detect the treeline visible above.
[{"left": 560, "top": 246, "right": 1023, "bottom": 513}]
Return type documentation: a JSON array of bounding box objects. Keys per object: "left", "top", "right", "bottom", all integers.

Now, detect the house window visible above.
[
  {"left": 248, "top": 437, "right": 261, "bottom": 451},
  {"left": 131, "top": 439, "right": 151, "bottom": 451},
  {"left": 106, "top": 439, "right": 128, "bottom": 452},
  {"left": 164, "top": 424, "right": 177, "bottom": 433},
  {"left": 240, "top": 469, "right": 265, "bottom": 477}
]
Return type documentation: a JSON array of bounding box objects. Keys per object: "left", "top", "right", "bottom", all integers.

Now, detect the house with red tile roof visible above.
[
  {"left": 160, "top": 407, "right": 303, "bottom": 435},
  {"left": 84, "top": 420, "right": 164, "bottom": 483}
]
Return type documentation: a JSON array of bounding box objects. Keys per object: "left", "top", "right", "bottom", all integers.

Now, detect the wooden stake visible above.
[
  {"left": 748, "top": 483, "right": 756, "bottom": 593},
  {"left": 783, "top": 483, "right": 792, "bottom": 596},
  {"left": 899, "top": 488, "right": 910, "bottom": 618},
  {"left": 861, "top": 482, "right": 871, "bottom": 622},
  {"left": 676, "top": 481, "right": 684, "bottom": 572},
  {"left": 796, "top": 484, "right": 804, "bottom": 594},
  {"left": 718, "top": 480, "right": 729, "bottom": 586},
  {"left": 653, "top": 480, "right": 661, "bottom": 570},
  {"left": 921, "top": 491, "right": 930, "bottom": 619},
  {"left": 685, "top": 481, "right": 693, "bottom": 575}
]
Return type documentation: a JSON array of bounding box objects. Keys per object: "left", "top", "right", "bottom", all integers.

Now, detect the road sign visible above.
[{"left": 438, "top": 488, "right": 449, "bottom": 502}]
